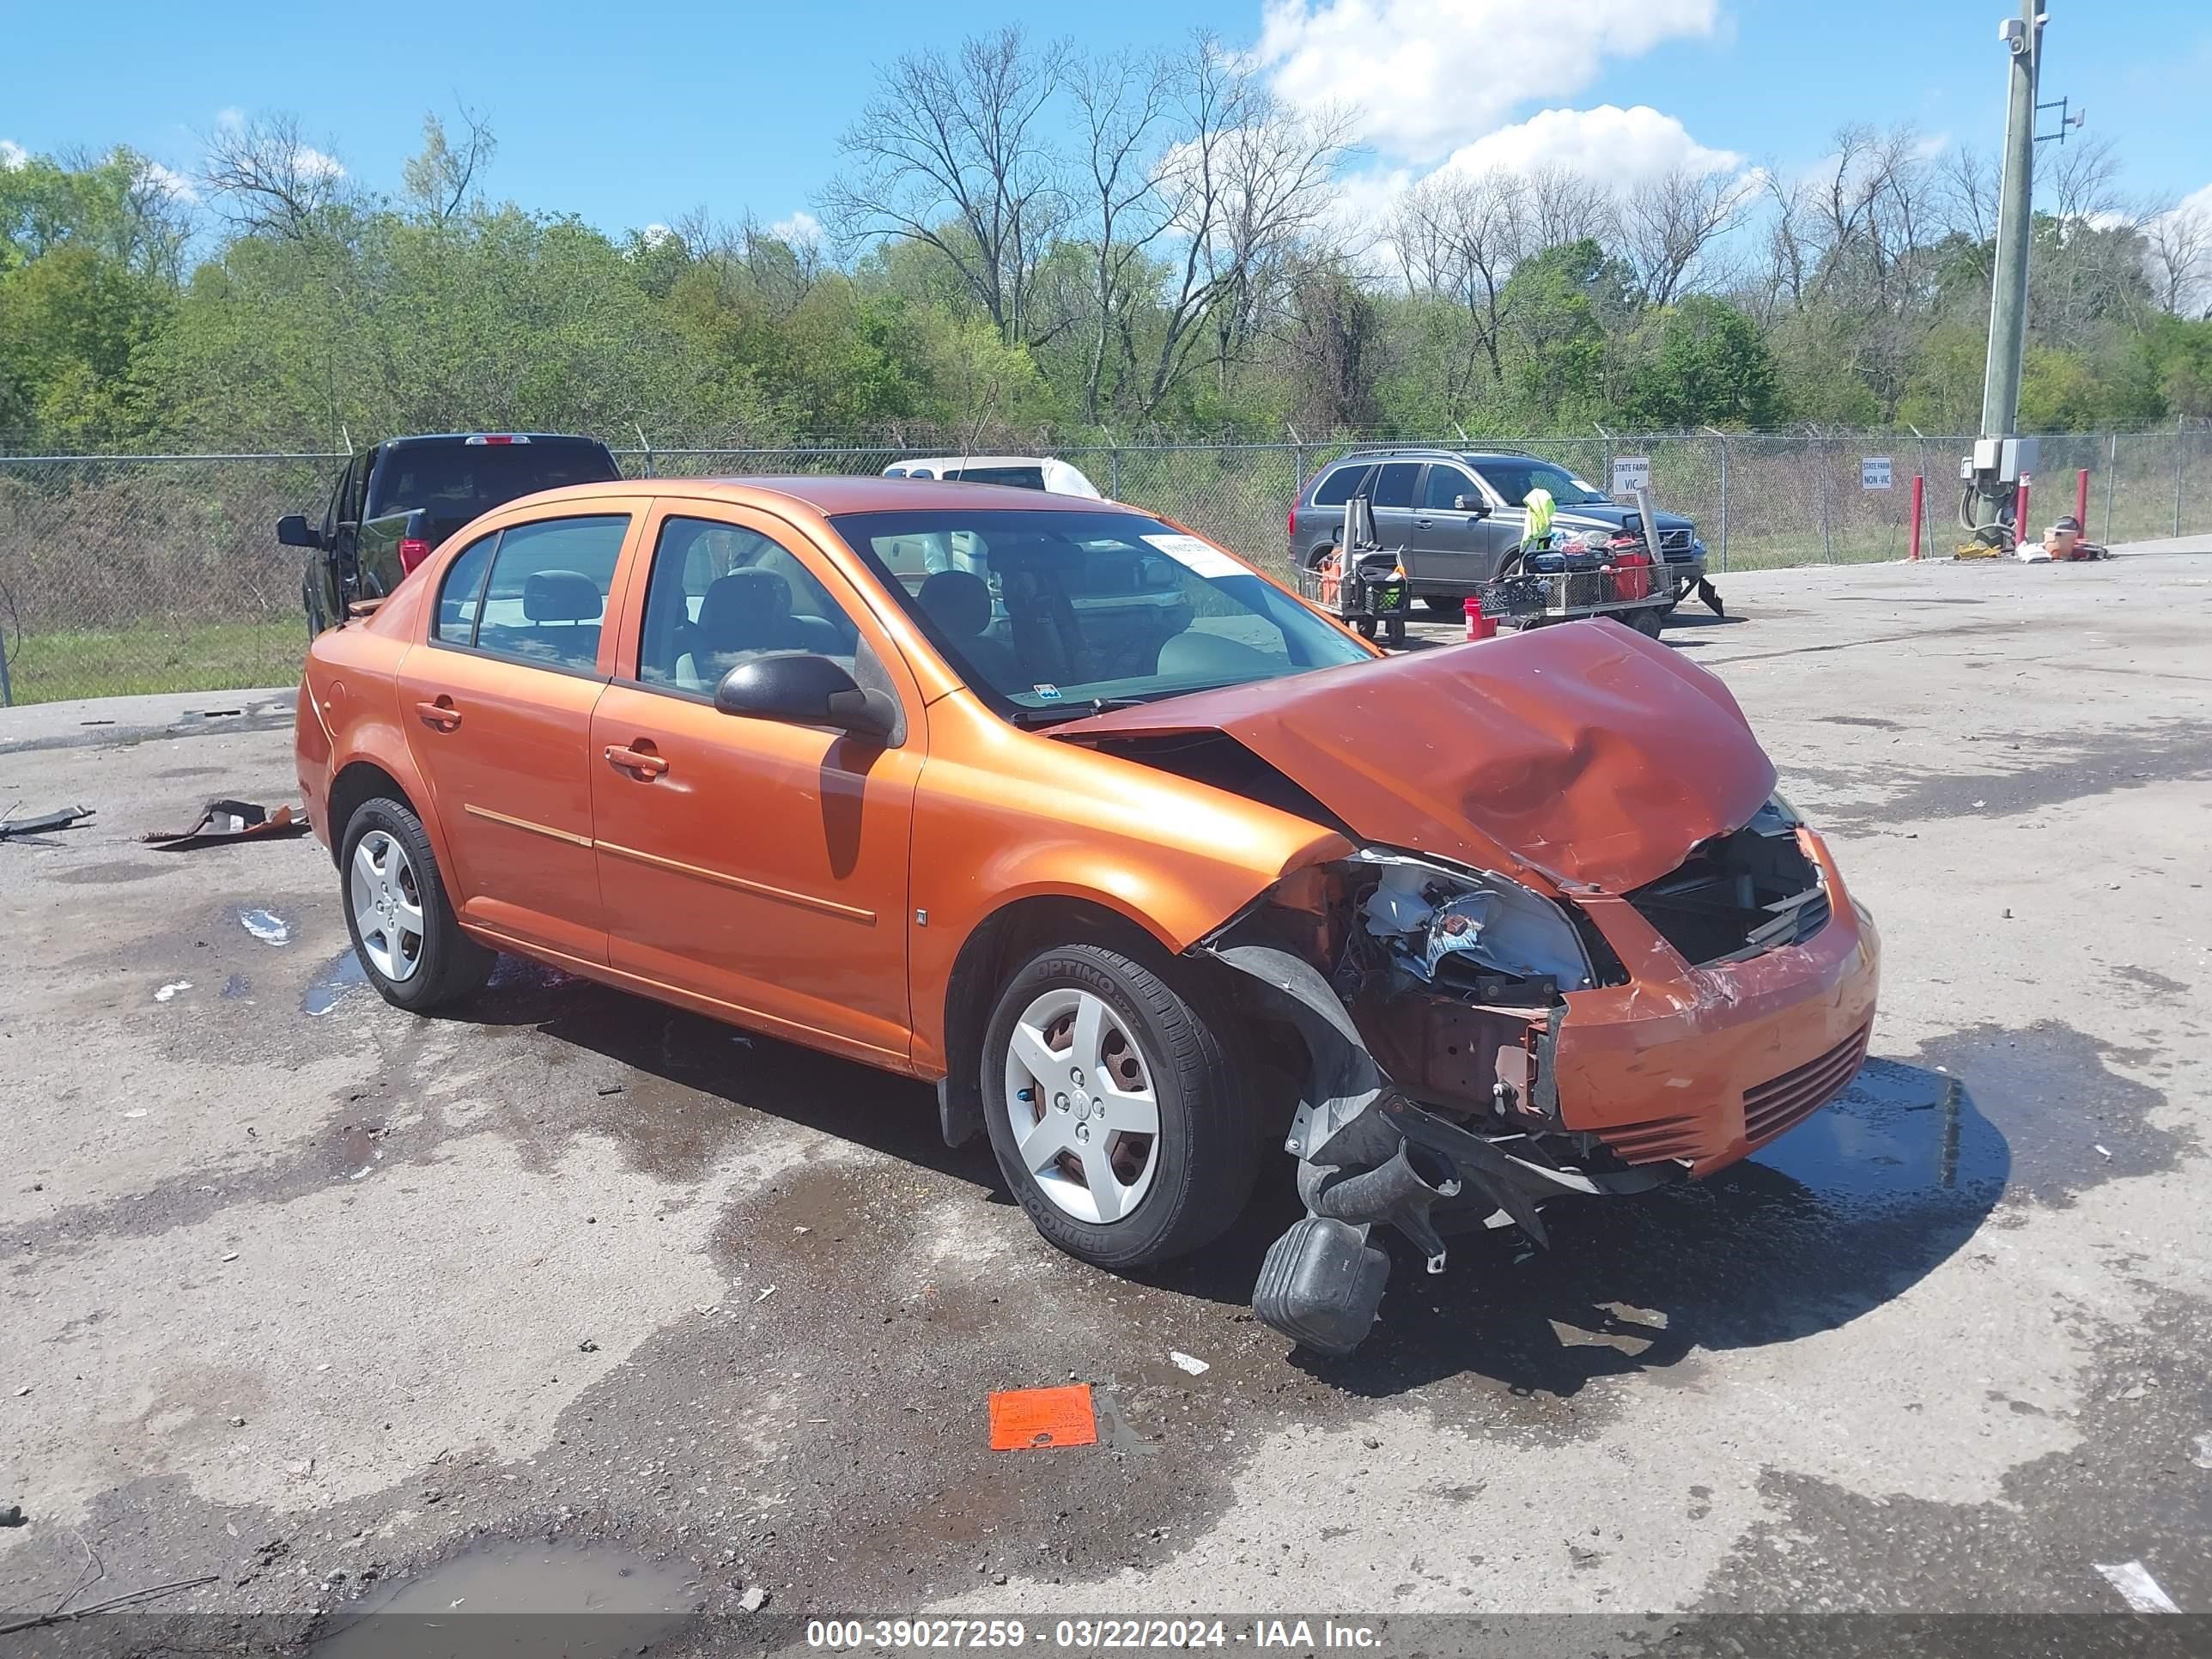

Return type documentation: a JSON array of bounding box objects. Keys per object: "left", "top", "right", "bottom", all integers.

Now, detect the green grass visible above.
[{"left": 3, "top": 619, "right": 303, "bottom": 706}]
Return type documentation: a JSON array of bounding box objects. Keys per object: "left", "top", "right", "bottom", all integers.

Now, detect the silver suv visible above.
[{"left": 1288, "top": 449, "right": 1705, "bottom": 613}]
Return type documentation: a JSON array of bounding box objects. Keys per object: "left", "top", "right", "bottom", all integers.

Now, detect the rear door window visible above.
[
  {"left": 1370, "top": 463, "right": 1419, "bottom": 508},
  {"left": 466, "top": 514, "right": 631, "bottom": 673}
]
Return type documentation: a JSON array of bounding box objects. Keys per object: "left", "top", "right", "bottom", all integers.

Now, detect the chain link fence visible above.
[{"left": 3, "top": 428, "right": 2209, "bottom": 706}]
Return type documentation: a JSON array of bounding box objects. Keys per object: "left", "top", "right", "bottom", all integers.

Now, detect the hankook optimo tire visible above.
[
  {"left": 338, "top": 796, "right": 494, "bottom": 1013},
  {"left": 982, "top": 943, "right": 1261, "bottom": 1270}
]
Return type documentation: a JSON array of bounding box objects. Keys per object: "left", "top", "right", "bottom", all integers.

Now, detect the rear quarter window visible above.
[{"left": 1311, "top": 464, "right": 1373, "bottom": 508}]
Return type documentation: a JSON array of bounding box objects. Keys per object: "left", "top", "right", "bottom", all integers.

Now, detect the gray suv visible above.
[{"left": 1288, "top": 449, "right": 1706, "bottom": 614}]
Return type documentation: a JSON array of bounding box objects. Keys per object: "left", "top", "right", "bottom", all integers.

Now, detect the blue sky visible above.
[{"left": 6, "top": 0, "right": 2209, "bottom": 236}]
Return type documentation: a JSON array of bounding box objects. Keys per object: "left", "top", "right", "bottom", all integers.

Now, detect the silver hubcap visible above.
[
  {"left": 349, "top": 830, "right": 426, "bottom": 983},
  {"left": 1003, "top": 988, "right": 1161, "bottom": 1225}
]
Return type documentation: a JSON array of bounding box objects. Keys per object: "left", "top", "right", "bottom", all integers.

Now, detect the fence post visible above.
[
  {"left": 2105, "top": 431, "right": 2118, "bottom": 541},
  {"left": 0, "top": 628, "right": 11, "bottom": 708},
  {"left": 1285, "top": 422, "right": 1306, "bottom": 506},
  {"left": 1105, "top": 428, "right": 1121, "bottom": 500},
  {"left": 1814, "top": 432, "right": 1833, "bottom": 562},
  {"left": 633, "top": 423, "right": 653, "bottom": 480},
  {"left": 1701, "top": 426, "right": 1729, "bottom": 571},
  {"left": 2179, "top": 416, "right": 2186, "bottom": 538}
]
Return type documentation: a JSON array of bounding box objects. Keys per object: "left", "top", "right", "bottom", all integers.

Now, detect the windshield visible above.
[
  {"left": 1472, "top": 459, "right": 1612, "bottom": 508},
  {"left": 830, "top": 508, "right": 1370, "bottom": 722},
  {"left": 367, "top": 441, "right": 620, "bottom": 521}
]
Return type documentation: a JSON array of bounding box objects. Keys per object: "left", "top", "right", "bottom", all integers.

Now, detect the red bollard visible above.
[
  {"left": 1909, "top": 474, "right": 1924, "bottom": 561},
  {"left": 2076, "top": 467, "right": 2090, "bottom": 533},
  {"left": 2015, "top": 472, "right": 2031, "bottom": 546},
  {"left": 1464, "top": 595, "right": 1495, "bottom": 641}
]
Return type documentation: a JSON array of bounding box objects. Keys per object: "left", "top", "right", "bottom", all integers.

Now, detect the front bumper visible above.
[
  {"left": 1555, "top": 830, "right": 1879, "bottom": 1173},
  {"left": 1210, "top": 827, "right": 1880, "bottom": 1354}
]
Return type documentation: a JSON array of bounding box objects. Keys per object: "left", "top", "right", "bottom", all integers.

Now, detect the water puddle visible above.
[
  {"left": 222, "top": 973, "right": 252, "bottom": 1000},
  {"left": 313, "top": 1539, "right": 703, "bottom": 1658},
  {"left": 237, "top": 906, "right": 291, "bottom": 946},
  {"left": 302, "top": 950, "right": 369, "bottom": 1016},
  {"left": 1751, "top": 1056, "right": 2004, "bottom": 1204}
]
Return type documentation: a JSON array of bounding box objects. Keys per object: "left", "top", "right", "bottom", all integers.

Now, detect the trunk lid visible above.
[{"left": 1050, "top": 622, "right": 1774, "bottom": 893}]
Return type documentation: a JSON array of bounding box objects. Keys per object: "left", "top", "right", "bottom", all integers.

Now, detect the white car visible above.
[{"left": 881, "top": 455, "right": 1103, "bottom": 498}]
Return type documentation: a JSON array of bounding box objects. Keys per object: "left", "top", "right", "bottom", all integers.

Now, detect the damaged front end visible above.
[{"left": 1203, "top": 850, "right": 1678, "bottom": 1358}]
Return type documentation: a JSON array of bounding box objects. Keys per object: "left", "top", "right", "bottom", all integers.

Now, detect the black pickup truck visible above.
[{"left": 280, "top": 433, "right": 622, "bottom": 635}]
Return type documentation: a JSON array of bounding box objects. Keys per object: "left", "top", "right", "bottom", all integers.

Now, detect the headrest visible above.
[
  {"left": 523, "top": 569, "right": 602, "bottom": 623},
  {"left": 917, "top": 569, "right": 992, "bottom": 638},
  {"left": 699, "top": 568, "right": 793, "bottom": 635}
]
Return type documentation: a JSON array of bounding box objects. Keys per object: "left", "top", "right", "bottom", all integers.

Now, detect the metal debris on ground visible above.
[
  {"left": 988, "top": 1384, "right": 1098, "bottom": 1451},
  {"left": 0, "top": 804, "right": 94, "bottom": 842},
  {"left": 0, "top": 1504, "right": 23, "bottom": 1527},
  {"left": 143, "top": 799, "right": 312, "bottom": 852}
]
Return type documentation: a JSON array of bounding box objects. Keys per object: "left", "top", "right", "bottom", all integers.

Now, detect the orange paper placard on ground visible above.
[{"left": 988, "top": 1384, "right": 1097, "bottom": 1450}]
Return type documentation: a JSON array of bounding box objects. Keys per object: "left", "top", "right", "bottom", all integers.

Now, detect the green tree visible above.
[{"left": 1622, "top": 296, "right": 1781, "bottom": 428}]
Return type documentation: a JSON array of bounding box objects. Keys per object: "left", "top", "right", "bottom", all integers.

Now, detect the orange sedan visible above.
[{"left": 296, "top": 477, "right": 1878, "bottom": 1355}]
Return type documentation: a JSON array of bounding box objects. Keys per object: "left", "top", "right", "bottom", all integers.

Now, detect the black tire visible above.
[
  {"left": 1626, "top": 607, "right": 1666, "bottom": 639},
  {"left": 338, "top": 796, "right": 495, "bottom": 1012},
  {"left": 981, "top": 942, "right": 1261, "bottom": 1270}
]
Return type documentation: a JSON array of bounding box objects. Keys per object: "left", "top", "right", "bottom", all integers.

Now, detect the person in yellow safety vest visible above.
[{"left": 1521, "top": 486, "right": 1556, "bottom": 552}]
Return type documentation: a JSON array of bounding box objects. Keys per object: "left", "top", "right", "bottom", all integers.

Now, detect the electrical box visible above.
[
  {"left": 1973, "top": 437, "right": 2002, "bottom": 473},
  {"left": 2000, "top": 436, "right": 2038, "bottom": 481}
]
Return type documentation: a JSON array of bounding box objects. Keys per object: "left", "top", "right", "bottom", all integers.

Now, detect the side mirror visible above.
[
  {"left": 714, "top": 653, "right": 897, "bottom": 743},
  {"left": 1454, "top": 495, "right": 1491, "bottom": 519},
  {"left": 277, "top": 514, "right": 323, "bottom": 550}
]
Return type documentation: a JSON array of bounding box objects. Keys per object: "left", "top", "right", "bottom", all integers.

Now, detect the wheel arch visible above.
[
  {"left": 325, "top": 750, "right": 456, "bottom": 882},
  {"left": 933, "top": 893, "right": 1180, "bottom": 1149}
]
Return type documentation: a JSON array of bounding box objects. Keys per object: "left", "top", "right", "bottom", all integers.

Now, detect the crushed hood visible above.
[{"left": 1052, "top": 622, "right": 1775, "bottom": 893}]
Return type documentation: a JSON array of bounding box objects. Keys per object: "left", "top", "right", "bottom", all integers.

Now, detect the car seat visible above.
[
  {"left": 678, "top": 568, "right": 813, "bottom": 688},
  {"left": 917, "top": 569, "right": 1023, "bottom": 691}
]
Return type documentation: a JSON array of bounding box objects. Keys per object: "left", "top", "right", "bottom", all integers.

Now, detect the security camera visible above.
[{"left": 1999, "top": 16, "right": 2025, "bottom": 49}]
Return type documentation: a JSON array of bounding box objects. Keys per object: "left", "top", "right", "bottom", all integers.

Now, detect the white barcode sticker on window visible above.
[{"left": 1142, "top": 533, "right": 1245, "bottom": 579}]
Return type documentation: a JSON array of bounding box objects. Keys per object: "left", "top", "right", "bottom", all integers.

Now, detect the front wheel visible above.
[{"left": 982, "top": 943, "right": 1260, "bottom": 1269}]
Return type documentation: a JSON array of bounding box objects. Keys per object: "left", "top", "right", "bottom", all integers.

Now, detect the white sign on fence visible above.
[
  {"left": 1612, "top": 456, "right": 1650, "bottom": 496},
  {"left": 1862, "top": 455, "right": 1893, "bottom": 490}
]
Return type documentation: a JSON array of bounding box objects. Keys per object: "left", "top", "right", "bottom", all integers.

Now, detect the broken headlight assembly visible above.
[{"left": 1345, "top": 849, "right": 1594, "bottom": 1001}]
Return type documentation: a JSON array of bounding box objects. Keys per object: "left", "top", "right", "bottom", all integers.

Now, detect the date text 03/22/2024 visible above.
[{"left": 805, "top": 1618, "right": 1384, "bottom": 1650}]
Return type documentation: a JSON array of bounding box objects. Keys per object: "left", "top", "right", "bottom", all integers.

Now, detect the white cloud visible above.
[
  {"left": 1437, "top": 104, "right": 1742, "bottom": 190},
  {"left": 137, "top": 159, "right": 200, "bottom": 204},
  {"left": 294, "top": 145, "right": 344, "bottom": 182},
  {"left": 1, "top": 139, "right": 27, "bottom": 170},
  {"left": 216, "top": 107, "right": 245, "bottom": 131},
  {"left": 770, "top": 210, "right": 823, "bottom": 246},
  {"left": 637, "top": 222, "right": 675, "bottom": 246},
  {"left": 1255, "top": 0, "right": 1720, "bottom": 161}
]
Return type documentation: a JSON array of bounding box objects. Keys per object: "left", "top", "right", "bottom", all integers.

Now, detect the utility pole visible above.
[{"left": 1980, "top": 0, "right": 2043, "bottom": 446}]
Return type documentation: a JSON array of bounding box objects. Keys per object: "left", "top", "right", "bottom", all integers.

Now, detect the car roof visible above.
[
  {"left": 495, "top": 476, "right": 1140, "bottom": 516},
  {"left": 1322, "top": 449, "right": 1539, "bottom": 467},
  {"left": 380, "top": 432, "right": 611, "bottom": 449},
  {"left": 890, "top": 455, "right": 1061, "bottom": 469}
]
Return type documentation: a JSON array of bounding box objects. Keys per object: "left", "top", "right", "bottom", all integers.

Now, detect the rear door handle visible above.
[
  {"left": 414, "top": 697, "right": 461, "bottom": 731},
  {"left": 605, "top": 744, "right": 669, "bottom": 780}
]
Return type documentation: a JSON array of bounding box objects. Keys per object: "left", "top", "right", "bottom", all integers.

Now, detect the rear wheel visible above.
[
  {"left": 340, "top": 797, "right": 494, "bottom": 1012},
  {"left": 1626, "top": 607, "right": 1666, "bottom": 639},
  {"left": 982, "top": 943, "right": 1259, "bottom": 1269}
]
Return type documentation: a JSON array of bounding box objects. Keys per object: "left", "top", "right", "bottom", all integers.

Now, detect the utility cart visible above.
[{"left": 1294, "top": 495, "right": 1415, "bottom": 645}]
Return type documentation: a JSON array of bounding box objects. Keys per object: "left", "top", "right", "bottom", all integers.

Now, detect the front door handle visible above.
[
  {"left": 1413, "top": 517, "right": 1433, "bottom": 528},
  {"left": 414, "top": 696, "right": 461, "bottom": 731},
  {"left": 605, "top": 744, "right": 669, "bottom": 780}
]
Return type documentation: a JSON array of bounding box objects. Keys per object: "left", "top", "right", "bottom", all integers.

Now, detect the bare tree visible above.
[
  {"left": 1390, "top": 167, "right": 1526, "bottom": 387},
  {"left": 2143, "top": 199, "right": 2212, "bottom": 317},
  {"left": 1068, "top": 48, "right": 1174, "bottom": 419},
  {"left": 1522, "top": 163, "right": 1616, "bottom": 252},
  {"left": 1621, "top": 167, "right": 1755, "bottom": 306},
  {"left": 402, "top": 107, "right": 496, "bottom": 225},
  {"left": 823, "top": 27, "right": 1070, "bottom": 346},
  {"left": 199, "top": 112, "right": 349, "bottom": 240}
]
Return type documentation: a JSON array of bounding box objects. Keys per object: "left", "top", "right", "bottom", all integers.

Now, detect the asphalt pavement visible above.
[{"left": 2, "top": 544, "right": 2209, "bottom": 1651}]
